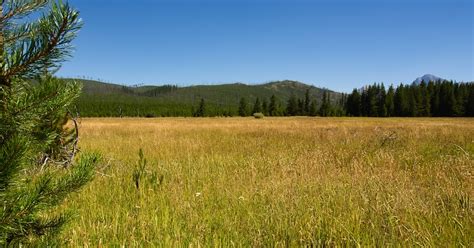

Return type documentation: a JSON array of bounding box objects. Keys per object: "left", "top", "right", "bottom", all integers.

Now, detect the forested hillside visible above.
[
  {"left": 72, "top": 79, "right": 340, "bottom": 117},
  {"left": 72, "top": 78, "right": 473, "bottom": 117}
]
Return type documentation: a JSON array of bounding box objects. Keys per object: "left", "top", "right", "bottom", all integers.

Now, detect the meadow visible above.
[{"left": 62, "top": 117, "right": 473, "bottom": 246}]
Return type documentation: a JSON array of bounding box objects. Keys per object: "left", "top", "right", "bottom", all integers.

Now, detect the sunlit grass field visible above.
[{"left": 62, "top": 117, "right": 473, "bottom": 246}]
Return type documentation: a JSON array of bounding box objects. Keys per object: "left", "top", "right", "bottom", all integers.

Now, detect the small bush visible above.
[
  {"left": 133, "top": 149, "right": 147, "bottom": 190},
  {"left": 132, "top": 149, "right": 165, "bottom": 191},
  {"left": 253, "top": 112, "right": 264, "bottom": 119}
]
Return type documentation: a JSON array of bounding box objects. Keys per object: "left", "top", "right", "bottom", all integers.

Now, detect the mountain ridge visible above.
[
  {"left": 71, "top": 78, "right": 340, "bottom": 117},
  {"left": 413, "top": 74, "right": 445, "bottom": 84}
]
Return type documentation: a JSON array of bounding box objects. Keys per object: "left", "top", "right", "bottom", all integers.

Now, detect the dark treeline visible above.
[
  {"left": 345, "top": 80, "right": 474, "bottom": 117},
  {"left": 138, "top": 85, "right": 179, "bottom": 97},
  {"left": 233, "top": 89, "right": 345, "bottom": 117},
  {"left": 75, "top": 80, "right": 473, "bottom": 118},
  {"left": 76, "top": 89, "right": 344, "bottom": 118},
  {"left": 188, "top": 88, "right": 348, "bottom": 117}
]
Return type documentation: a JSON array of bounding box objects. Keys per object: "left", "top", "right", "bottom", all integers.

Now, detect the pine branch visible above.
[
  {"left": 2, "top": 1, "right": 82, "bottom": 80},
  {"left": 0, "top": 0, "right": 48, "bottom": 24}
]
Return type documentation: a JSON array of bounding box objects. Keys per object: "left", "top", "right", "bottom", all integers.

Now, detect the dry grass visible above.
[{"left": 61, "top": 117, "right": 473, "bottom": 246}]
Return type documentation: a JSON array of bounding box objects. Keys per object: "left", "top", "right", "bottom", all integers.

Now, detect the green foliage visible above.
[
  {"left": 319, "top": 91, "right": 332, "bottom": 117},
  {"left": 286, "top": 94, "right": 298, "bottom": 116},
  {"left": 309, "top": 100, "right": 318, "bottom": 116},
  {"left": 1, "top": 1, "right": 82, "bottom": 83},
  {"left": 193, "top": 98, "right": 206, "bottom": 117},
  {"left": 71, "top": 79, "right": 335, "bottom": 117},
  {"left": 0, "top": 76, "right": 99, "bottom": 245},
  {"left": 132, "top": 148, "right": 164, "bottom": 192},
  {"left": 71, "top": 77, "right": 474, "bottom": 118},
  {"left": 0, "top": 0, "right": 98, "bottom": 245},
  {"left": 261, "top": 98, "right": 269, "bottom": 116},
  {"left": 268, "top": 94, "right": 278, "bottom": 116},
  {"left": 252, "top": 97, "right": 262, "bottom": 114},
  {"left": 238, "top": 97, "right": 248, "bottom": 116},
  {"left": 304, "top": 89, "right": 311, "bottom": 114},
  {"left": 346, "top": 81, "right": 474, "bottom": 117},
  {"left": 133, "top": 149, "right": 147, "bottom": 190}
]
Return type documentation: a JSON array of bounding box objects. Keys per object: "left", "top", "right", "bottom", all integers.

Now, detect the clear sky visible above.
[{"left": 58, "top": 0, "right": 473, "bottom": 93}]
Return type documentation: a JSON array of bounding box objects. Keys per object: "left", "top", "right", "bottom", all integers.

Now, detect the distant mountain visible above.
[
  {"left": 69, "top": 79, "right": 342, "bottom": 117},
  {"left": 413, "top": 74, "right": 445, "bottom": 84}
]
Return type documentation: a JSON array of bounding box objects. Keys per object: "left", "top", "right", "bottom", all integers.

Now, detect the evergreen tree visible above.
[
  {"left": 394, "top": 84, "right": 409, "bottom": 116},
  {"left": 385, "top": 85, "right": 395, "bottom": 117},
  {"left": 238, "top": 97, "right": 248, "bottom": 116},
  {"left": 269, "top": 94, "right": 277, "bottom": 116},
  {"left": 439, "top": 81, "right": 456, "bottom": 116},
  {"left": 195, "top": 98, "right": 206, "bottom": 117},
  {"left": 377, "top": 83, "right": 387, "bottom": 117},
  {"left": 309, "top": 99, "right": 318, "bottom": 116},
  {"left": 346, "top": 89, "right": 361, "bottom": 116},
  {"left": 430, "top": 81, "right": 440, "bottom": 116},
  {"left": 297, "top": 98, "right": 305, "bottom": 115},
  {"left": 262, "top": 98, "right": 269, "bottom": 116},
  {"left": 419, "top": 81, "right": 431, "bottom": 116},
  {"left": 466, "top": 84, "right": 474, "bottom": 116},
  {"left": 252, "top": 97, "right": 262, "bottom": 114},
  {"left": 360, "top": 87, "right": 368, "bottom": 116},
  {"left": 413, "top": 82, "right": 423, "bottom": 116},
  {"left": 319, "top": 91, "right": 331, "bottom": 117},
  {"left": 408, "top": 86, "right": 418, "bottom": 117},
  {"left": 0, "top": 1, "right": 98, "bottom": 245},
  {"left": 453, "top": 83, "right": 466, "bottom": 116},
  {"left": 367, "top": 84, "right": 378, "bottom": 117},
  {"left": 339, "top": 93, "right": 347, "bottom": 113},
  {"left": 304, "top": 88, "right": 311, "bottom": 114},
  {"left": 286, "top": 94, "right": 298, "bottom": 116}
]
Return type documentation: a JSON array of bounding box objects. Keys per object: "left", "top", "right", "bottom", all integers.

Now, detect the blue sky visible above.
[{"left": 58, "top": 0, "right": 473, "bottom": 92}]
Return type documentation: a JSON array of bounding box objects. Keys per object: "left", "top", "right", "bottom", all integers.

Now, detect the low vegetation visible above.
[{"left": 61, "top": 117, "right": 473, "bottom": 246}]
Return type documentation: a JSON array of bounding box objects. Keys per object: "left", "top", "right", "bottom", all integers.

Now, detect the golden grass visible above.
[{"left": 62, "top": 117, "right": 473, "bottom": 246}]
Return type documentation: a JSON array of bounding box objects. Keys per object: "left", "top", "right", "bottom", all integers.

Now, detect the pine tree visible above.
[
  {"left": 297, "top": 98, "right": 304, "bottom": 115},
  {"left": 394, "top": 84, "right": 409, "bottom": 116},
  {"left": 385, "top": 85, "right": 395, "bottom": 117},
  {"left": 377, "top": 83, "right": 387, "bottom": 117},
  {"left": 0, "top": 1, "right": 98, "bottom": 245},
  {"left": 408, "top": 86, "right": 418, "bottom": 117},
  {"left": 430, "top": 82, "right": 440, "bottom": 116},
  {"left": 195, "top": 98, "right": 206, "bottom": 117},
  {"left": 309, "top": 99, "right": 318, "bottom": 116},
  {"left": 453, "top": 83, "right": 466, "bottom": 116},
  {"left": 346, "top": 89, "right": 361, "bottom": 116},
  {"left": 252, "top": 97, "right": 262, "bottom": 114},
  {"left": 466, "top": 84, "right": 474, "bottom": 116},
  {"left": 262, "top": 98, "right": 269, "bottom": 116},
  {"left": 269, "top": 94, "right": 277, "bottom": 116},
  {"left": 319, "top": 91, "right": 331, "bottom": 117},
  {"left": 419, "top": 81, "right": 431, "bottom": 116},
  {"left": 238, "top": 97, "right": 248, "bottom": 116},
  {"left": 286, "top": 94, "right": 298, "bottom": 116},
  {"left": 439, "top": 81, "right": 456, "bottom": 116},
  {"left": 304, "top": 88, "right": 311, "bottom": 115},
  {"left": 367, "top": 84, "right": 378, "bottom": 117}
]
